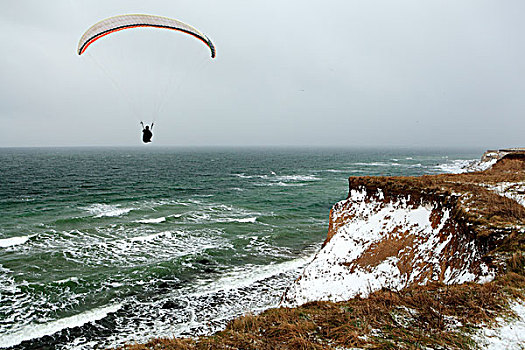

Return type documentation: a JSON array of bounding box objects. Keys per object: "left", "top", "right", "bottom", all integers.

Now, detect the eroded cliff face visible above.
[
  {"left": 282, "top": 186, "right": 494, "bottom": 306},
  {"left": 283, "top": 157, "right": 525, "bottom": 307}
]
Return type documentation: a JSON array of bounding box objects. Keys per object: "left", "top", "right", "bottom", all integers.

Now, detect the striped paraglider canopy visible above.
[{"left": 77, "top": 14, "right": 216, "bottom": 58}]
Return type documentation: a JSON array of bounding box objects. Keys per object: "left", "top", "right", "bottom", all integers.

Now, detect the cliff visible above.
[{"left": 282, "top": 155, "right": 525, "bottom": 306}]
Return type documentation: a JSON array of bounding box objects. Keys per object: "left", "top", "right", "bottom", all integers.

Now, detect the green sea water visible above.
[{"left": 0, "top": 147, "right": 480, "bottom": 349}]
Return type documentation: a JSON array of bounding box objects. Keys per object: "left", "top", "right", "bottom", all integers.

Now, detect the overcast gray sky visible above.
[{"left": 1, "top": 0, "right": 524, "bottom": 148}]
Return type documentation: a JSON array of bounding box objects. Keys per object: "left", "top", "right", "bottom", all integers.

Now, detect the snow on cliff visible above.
[
  {"left": 282, "top": 188, "right": 495, "bottom": 306},
  {"left": 463, "top": 158, "right": 498, "bottom": 173},
  {"left": 474, "top": 301, "right": 525, "bottom": 349},
  {"left": 482, "top": 182, "right": 525, "bottom": 208}
]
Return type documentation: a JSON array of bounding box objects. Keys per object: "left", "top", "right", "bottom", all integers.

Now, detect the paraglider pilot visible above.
[{"left": 140, "top": 122, "right": 154, "bottom": 143}]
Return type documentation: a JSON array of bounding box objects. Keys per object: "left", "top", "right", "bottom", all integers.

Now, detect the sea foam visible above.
[
  {"left": 219, "top": 217, "right": 257, "bottom": 223},
  {"left": 136, "top": 217, "right": 166, "bottom": 224},
  {"left": 0, "top": 303, "right": 122, "bottom": 348},
  {"left": 434, "top": 159, "right": 475, "bottom": 174},
  {"left": 84, "top": 204, "right": 134, "bottom": 218},
  {"left": 0, "top": 235, "right": 32, "bottom": 248}
]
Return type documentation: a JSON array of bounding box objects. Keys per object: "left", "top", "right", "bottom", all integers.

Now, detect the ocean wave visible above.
[
  {"left": 191, "top": 253, "right": 316, "bottom": 296},
  {"left": 274, "top": 175, "right": 320, "bottom": 182},
  {"left": 232, "top": 173, "right": 268, "bottom": 179},
  {"left": 83, "top": 204, "right": 134, "bottom": 218},
  {"left": 218, "top": 217, "right": 257, "bottom": 224},
  {"left": 434, "top": 159, "right": 475, "bottom": 174},
  {"left": 136, "top": 217, "right": 166, "bottom": 224},
  {"left": 255, "top": 182, "right": 306, "bottom": 187},
  {"left": 42, "top": 227, "right": 230, "bottom": 274},
  {"left": 137, "top": 199, "right": 190, "bottom": 210},
  {"left": 0, "top": 265, "right": 18, "bottom": 295},
  {"left": 0, "top": 235, "right": 33, "bottom": 248},
  {"left": 324, "top": 169, "right": 349, "bottom": 173},
  {"left": 186, "top": 212, "right": 212, "bottom": 222},
  {"left": 80, "top": 249, "right": 319, "bottom": 348},
  {"left": 351, "top": 162, "right": 425, "bottom": 168},
  {"left": 185, "top": 212, "right": 259, "bottom": 224},
  {"left": 53, "top": 276, "right": 80, "bottom": 285},
  {"left": 380, "top": 162, "right": 424, "bottom": 168},
  {"left": 176, "top": 201, "right": 262, "bottom": 225},
  {"left": 351, "top": 162, "right": 391, "bottom": 167},
  {"left": 130, "top": 231, "right": 172, "bottom": 243},
  {"left": 0, "top": 303, "right": 122, "bottom": 348},
  {"left": 233, "top": 173, "right": 319, "bottom": 182},
  {"left": 145, "top": 199, "right": 192, "bottom": 207}
]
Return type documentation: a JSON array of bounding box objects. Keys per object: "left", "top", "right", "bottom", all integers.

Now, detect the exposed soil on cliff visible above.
[{"left": 325, "top": 157, "right": 525, "bottom": 243}]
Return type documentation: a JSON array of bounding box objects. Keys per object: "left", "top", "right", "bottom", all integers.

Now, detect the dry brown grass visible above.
[
  {"left": 491, "top": 158, "right": 525, "bottom": 172},
  {"left": 347, "top": 165, "right": 525, "bottom": 241},
  {"left": 351, "top": 229, "right": 415, "bottom": 271},
  {"left": 118, "top": 269, "right": 525, "bottom": 350}
]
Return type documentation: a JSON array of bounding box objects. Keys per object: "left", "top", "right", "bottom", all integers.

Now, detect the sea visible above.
[{"left": 0, "top": 147, "right": 481, "bottom": 349}]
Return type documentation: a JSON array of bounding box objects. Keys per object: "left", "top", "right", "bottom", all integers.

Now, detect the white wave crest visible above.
[
  {"left": 84, "top": 204, "right": 134, "bottom": 218},
  {"left": 274, "top": 175, "right": 320, "bottom": 182},
  {"left": 234, "top": 173, "right": 319, "bottom": 182},
  {"left": 192, "top": 254, "right": 315, "bottom": 297},
  {"left": 136, "top": 217, "right": 166, "bottom": 224},
  {"left": 0, "top": 235, "right": 32, "bottom": 248},
  {"left": 352, "top": 162, "right": 391, "bottom": 166},
  {"left": 324, "top": 169, "right": 349, "bottom": 173},
  {"left": 219, "top": 217, "right": 257, "bottom": 223},
  {"left": 130, "top": 231, "right": 172, "bottom": 243},
  {"left": 255, "top": 182, "right": 306, "bottom": 187},
  {"left": 232, "top": 173, "right": 268, "bottom": 179},
  {"left": 434, "top": 160, "right": 475, "bottom": 174},
  {"left": 0, "top": 303, "right": 122, "bottom": 348}
]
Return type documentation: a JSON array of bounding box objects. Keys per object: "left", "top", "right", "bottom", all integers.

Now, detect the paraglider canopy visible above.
[{"left": 77, "top": 14, "right": 216, "bottom": 58}]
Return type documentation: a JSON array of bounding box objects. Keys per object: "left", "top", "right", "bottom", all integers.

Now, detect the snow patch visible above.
[
  {"left": 482, "top": 182, "right": 525, "bottom": 208},
  {"left": 464, "top": 158, "right": 499, "bottom": 173},
  {"left": 474, "top": 301, "right": 525, "bottom": 349},
  {"left": 283, "top": 193, "right": 494, "bottom": 306}
]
